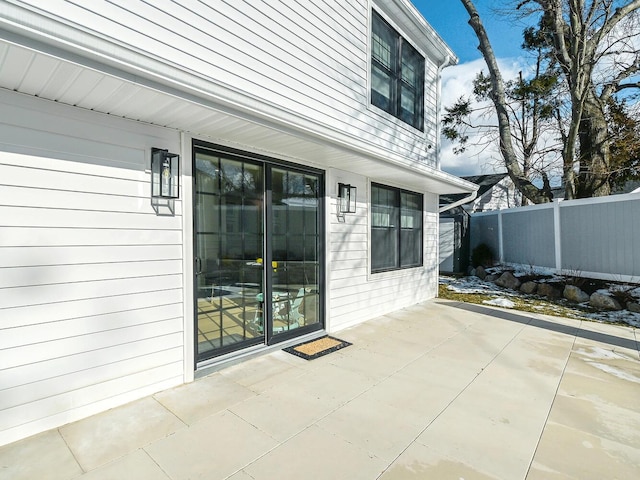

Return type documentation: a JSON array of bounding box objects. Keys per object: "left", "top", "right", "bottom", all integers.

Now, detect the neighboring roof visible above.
[{"left": 439, "top": 173, "right": 508, "bottom": 205}]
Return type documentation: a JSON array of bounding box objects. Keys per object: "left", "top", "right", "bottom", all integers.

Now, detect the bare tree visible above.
[{"left": 457, "top": 0, "right": 640, "bottom": 201}]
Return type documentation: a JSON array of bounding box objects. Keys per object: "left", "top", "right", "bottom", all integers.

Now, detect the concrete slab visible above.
[
  {"left": 59, "top": 396, "right": 185, "bottom": 471},
  {"left": 218, "top": 353, "right": 306, "bottom": 393},
  {"left": 284, "top": 362, "right": 379, "bottom": 405},
  {"left": 558, "top": 371, "right": 639, "bottom": 411},
  {"left": 416, "top": 393, "right": 547, "bottom": 480},
  {"left": 378, "top": 441, "right": 501, "bottom": 479},
  {"left": 355, "top": 374, "right": 460, "bottom": 421},
  {"left": 324, "top": 344, "right": 412, "bottom": 381},
  {"left": 547, "top": 393, "right": 640, "bottom": 448},
  {"left": 0, "top": 430, "right": 81, "bottom": 480},
  {"left": 316, "top": 393, "right": 428, "bottom": 462},
  {"left": 228, "top": 382, "right": 338, "bottom": 442},
  {"left": 144, "top": 409, "right": 277, "bottom": 480},
  {"left": 242, "top": 425, "right": 387, "bottom": 480},
  {"left": 154, "top": 372, "right": 256, "bottom": 425},
  {"left": 75, "top": 449, "right": 171, "bottom": 480},
  {"left": 529, "top": 421, "right": 640, "bottom": 480}
]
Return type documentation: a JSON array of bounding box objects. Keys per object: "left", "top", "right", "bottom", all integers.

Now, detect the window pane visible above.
[
  {"left": 400, "top": 87, "right": 415, "bottom": 124},
  {"left": 400, "top": 192, "right": 422, "bottom": 268},
  {"left": 371, "top": 185, "right": 399, "bottom": 272},
  {"left": 372, "top": 227, "right": 397, "bottom": 271},
  {"left": 401, "top": 44, "right": 424, "bottom": 129},
  {"left": 372, "top": 65, "right": 392, "bottom": 113},
  {"left": 401, "top": 46, "right": 420, "bottom": 88},
  {"left": 372, "top": 13, "right": 394, "bottom": 69}
]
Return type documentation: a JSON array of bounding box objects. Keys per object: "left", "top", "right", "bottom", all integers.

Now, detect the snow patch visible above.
[
  {"left": 483, "top": 297, "right": 516, "bottom": 308},
  {"left": 576, "top": 347, "right": 630, "bottom": 361},
  {"left": 588, "top": 363, "right": 640, "bottom": 383}
]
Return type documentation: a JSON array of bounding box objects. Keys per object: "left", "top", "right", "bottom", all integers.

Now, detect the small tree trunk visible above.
[{"left": 576, "top": 92, "right": 611, "bottom": 197}]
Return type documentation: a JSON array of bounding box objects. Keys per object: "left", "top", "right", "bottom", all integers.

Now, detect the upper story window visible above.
[{"left": 371, "top": 10, "right": 425, "bottom": 131}]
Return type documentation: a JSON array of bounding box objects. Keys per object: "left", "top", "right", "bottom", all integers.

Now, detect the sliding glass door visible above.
[
  {"left": 270, "top": 167, "right": 321, "bottom": 335},
  {"left": 194, "top": 145, "right": 323, "bottom": 362}
]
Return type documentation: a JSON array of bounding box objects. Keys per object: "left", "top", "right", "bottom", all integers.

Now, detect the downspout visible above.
[{"left": 435, "top": 54, "right": 453, "bottom": 170}]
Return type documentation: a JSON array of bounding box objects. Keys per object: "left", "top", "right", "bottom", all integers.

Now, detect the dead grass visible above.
[{"left": 438, "top": 283, "right": 592, "bottom": 319}]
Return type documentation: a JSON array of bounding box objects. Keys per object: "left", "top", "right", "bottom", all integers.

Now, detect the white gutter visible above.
[{"left": 438, "top": 189, "right": 478, "bottom": 213}]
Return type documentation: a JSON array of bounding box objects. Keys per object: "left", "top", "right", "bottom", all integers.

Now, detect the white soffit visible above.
[{"left": 0, "top": 37, "right": 474, "bottom": 195}]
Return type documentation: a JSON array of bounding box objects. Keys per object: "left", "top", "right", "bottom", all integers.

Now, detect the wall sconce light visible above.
[
  {"left": 338, "top": 183, "right": 357, "bottom": 214},
  {"left": 151, "top": 148, "right": 180, "bottom": 199}
]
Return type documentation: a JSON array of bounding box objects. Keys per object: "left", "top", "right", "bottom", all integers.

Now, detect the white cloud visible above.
[{"left": 439, "top": 57, "right": 524, "bottom": 178}]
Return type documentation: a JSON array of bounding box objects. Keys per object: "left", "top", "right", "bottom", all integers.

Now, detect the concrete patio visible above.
[{"left": 2, "top": 299, "right": 639, "bottom": 480}]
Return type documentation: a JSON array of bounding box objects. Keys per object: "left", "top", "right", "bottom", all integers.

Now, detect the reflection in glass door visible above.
[
  {"left": 195, "top": 153, "right": 264, "bottom": 360},
  {"left": 270, "top": 167, "right": 321, "bottom": 336},
  {"left": 194, "top": 145, "right": 323, "bottom": 362}
]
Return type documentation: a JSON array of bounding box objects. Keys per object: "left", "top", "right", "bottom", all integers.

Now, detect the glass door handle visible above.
[{"left": 195, "top": 257, "right": 202, "bottom": 275}]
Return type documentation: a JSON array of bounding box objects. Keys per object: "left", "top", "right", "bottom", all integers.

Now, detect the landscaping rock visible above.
[
  {"left": 627, "top": 302, "right": 640, "bottom": 313},
  {"left": 495, "top": 271, "right": 521, "bottom": 290},
  {"left": 485, "top": 274, "right": 499, "bottom": 282},
  {"left": 475, "top": 266, "right": 487, "bottom": 280},
  {"left": 537, "top": 283, "right": 561, "bottom": 299},
  {"left": 520, "top": 281, "right": 538, "bottom": 294},
  {"left": 469, "top": 267, "right": 477, "bottom": 277},
  {"left": 590, "top": 292, "right": 623, "bottom": 311},
  {"left": 563, "top": 285, "right": 590, "bottom": 303}
]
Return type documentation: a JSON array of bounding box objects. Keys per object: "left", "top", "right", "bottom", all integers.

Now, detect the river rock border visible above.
[{"left": 470, "top": 266, "right": 639, "bottom": 314}]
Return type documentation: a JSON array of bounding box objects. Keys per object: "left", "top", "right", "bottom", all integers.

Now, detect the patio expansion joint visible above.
[
  {"left": 140, "top": 447, "right": 174, "bottom": 480},
  {"left": 57, "top": 427, "right": 85, "bottom": 475},
  {"left": 523, "top": 320, "right": 580, "bottom": 479},
  {"left": 374, "top": 317, "right": 534, "bottom": 479},
  {"left": 150, "top": 396, "right": 190, "bottom": 430}
]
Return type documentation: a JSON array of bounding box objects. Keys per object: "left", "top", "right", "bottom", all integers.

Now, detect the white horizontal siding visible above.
[
  {"left": 1, "top": 228, "right": 182, "bottom": 247},
  {"left": 327, "top": 172, "right": 439, "bottom": 332},
  {"left": 0, "top": 92, "right": 184, "bottom": 446},
  {"left": 1, "top": 304, "right": 183, "bottom": 349},
  {"left": 12, "top": 0, "right": 438, "bottom": 166},
  {"left": 3, "top": 289, "right": 183, "bottom": 330},
  {"left": 0, "top": 260, "right": 182, "bottom": 289}
]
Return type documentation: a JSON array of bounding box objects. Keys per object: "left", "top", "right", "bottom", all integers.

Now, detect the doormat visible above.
[{"left": 283, "top": 336, "right": 352, "bottom": 360}]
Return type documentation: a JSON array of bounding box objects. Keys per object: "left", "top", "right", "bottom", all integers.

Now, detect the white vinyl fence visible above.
[{"left": 470, "top": 193, "right": 640, "bottom": 282}]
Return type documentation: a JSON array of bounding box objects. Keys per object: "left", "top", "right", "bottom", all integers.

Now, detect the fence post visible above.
[
  {"left": 553, "top": 199, "right": 562, "bottom": 273},
  {"left": 498, "top": 209, "right": 504, "bottom": 264}
]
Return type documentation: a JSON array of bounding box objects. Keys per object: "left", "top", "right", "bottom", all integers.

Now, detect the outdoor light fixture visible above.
[
  {"left": 151, "top": 148, "right": 180, "bottom": 199},
  {"left": 338, "top": 182, "right": 357, "bottom": 214}
]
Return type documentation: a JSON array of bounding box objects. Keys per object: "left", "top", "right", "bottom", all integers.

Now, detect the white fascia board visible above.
[{"left": 373, "top": 0, "right": 458, "bottom": 66}]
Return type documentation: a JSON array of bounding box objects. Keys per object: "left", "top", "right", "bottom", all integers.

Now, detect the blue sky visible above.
[
  {"left": 415, "top": 1, "right": 527, "bottom": 63},
  {"left": 413, "top": 1, "right": 533, "bottom": 177}
]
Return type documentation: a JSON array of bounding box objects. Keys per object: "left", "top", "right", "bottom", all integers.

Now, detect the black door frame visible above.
[{"left": 192, "top": 140, "right": 325, "bottom": 364}]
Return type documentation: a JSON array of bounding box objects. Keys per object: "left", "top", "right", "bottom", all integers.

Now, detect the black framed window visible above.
[
  {"left": 371, "top": 183, "right": 423, "bottom": 272},
  {"left": 371, "top": 10, "right": 425, "bottom": 131}
]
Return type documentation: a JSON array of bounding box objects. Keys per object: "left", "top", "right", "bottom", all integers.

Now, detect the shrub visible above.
[{"left": 471, "top": 243, "right": 495, "bottom": 268}]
